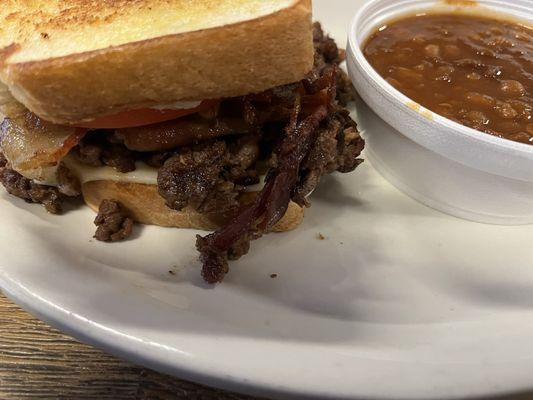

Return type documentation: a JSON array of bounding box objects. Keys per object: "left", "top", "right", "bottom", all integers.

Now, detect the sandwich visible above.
[{"left": 0, "top": 0, "right": 364, "bottom": 283}]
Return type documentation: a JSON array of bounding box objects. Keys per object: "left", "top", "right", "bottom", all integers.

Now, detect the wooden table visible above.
[
  {"left": 2, "top": 292, "right": 533, "bottom": 400},
  {"left": 0, "top": 293, "right": 257, "bottom": 399}
]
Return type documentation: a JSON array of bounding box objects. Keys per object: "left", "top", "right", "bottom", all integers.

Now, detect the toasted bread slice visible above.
[
  {"left": 0, "top": 0, "right": 313, "bottom": 125},
  {"left": 83, "top": 180, "right": 304, "bottom": 232}
]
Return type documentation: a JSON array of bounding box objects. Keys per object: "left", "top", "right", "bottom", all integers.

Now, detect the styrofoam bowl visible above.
[{"left": 347, "top": 0, "right": 533, "bottom": 225}]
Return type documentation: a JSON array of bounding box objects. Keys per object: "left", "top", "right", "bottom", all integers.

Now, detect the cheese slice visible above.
[{"left": 34, "top": 156, "right": 158, "bottom": 187}]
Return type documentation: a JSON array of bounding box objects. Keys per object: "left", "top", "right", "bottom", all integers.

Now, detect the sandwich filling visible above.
[{"left": 0, "top": 24, "right": 364, "bottom": 283}]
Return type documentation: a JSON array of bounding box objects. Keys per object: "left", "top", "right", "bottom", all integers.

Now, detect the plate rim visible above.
[{"left": 0, "top": 273, "right": 311, "bottom": 400}]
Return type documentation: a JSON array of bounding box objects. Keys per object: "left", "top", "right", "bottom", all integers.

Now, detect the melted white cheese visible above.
[
  {"left": 33, "top": 156, "right": 268, "bottom": 192},
  {"left": 33, "top": 156, "right": 158, "bottom": 187},
  {"left": 63, "top": 156, "right": 158, "bottom": 185}
]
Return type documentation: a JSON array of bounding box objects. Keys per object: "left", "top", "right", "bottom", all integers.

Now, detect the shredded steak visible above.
[
  {"left": 158, "top": 140, "right": 231, "bottom": 213},
  {"left": 75, "top": 133, "right": 136, "bottom": 173},
  {"left": 57, "top": 163, "right": 81, "bottom": 197},
  {"left": 94, "top": 199, "right": 134, "bottom": 242},
  {"left": 293, "top": 110, "right": 364, "bottom": 205},
  {"left": 0, "top": 167, "right": 64, "bottom": 214},
  {"left": 158, "top": 133, "right": 261, "bottom": 214},
  {"left": 313, "top": 22, "right": 357, "bottom": 106}
]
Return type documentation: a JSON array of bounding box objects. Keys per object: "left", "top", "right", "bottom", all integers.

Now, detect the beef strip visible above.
[
  {"left": 94, "top": 199, "right": 134, "bottom": 242},
  {"left": 74, "top": 132, "right": 136, "bottom": 173},
  {"left": 158, "top": 133, "right": 261, "bottom": 214},
  {"left": 0, "top": 167, "right": 64, "bottom": 213},
  {"left": 313, "top": 22, "right": 357, "bottom": 106},
  {"left": 225, "top": 134, "right": 261, "bottom": 186},
  {"left": 292, "top": 109, "right": 364, "bottom": 205},
  {"left": 143, "top": 151, "right": 173, "bottom": 168},
  {"left": 157, "top": 140, "right": 232, "bottom": 213},
  {"left": 0, "top": 152, "right": 7, "bottom": 168},
  {"left": 75, "top": 142, "right": 103, "bottom": 167},
  {"left": 57, "top": 162, "right": 81, "bottom": 197}
]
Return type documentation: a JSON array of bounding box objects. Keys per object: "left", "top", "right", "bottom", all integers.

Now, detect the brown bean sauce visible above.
[{"left": 363, "top": 13, "right": 533, "bottom": 144}]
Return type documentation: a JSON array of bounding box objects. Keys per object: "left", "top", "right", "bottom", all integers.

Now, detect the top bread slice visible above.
[{"left": 0, "top": 0, "right": 313, "bottom": 125}]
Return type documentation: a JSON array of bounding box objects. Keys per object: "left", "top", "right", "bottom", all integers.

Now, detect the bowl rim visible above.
[{"left": 347, "top": 0, "right": 533, "bottom": 157}]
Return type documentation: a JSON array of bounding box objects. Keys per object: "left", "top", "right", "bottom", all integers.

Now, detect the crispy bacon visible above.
[{"left": 0, "top": 84, "right": 85, "bottom": 180}]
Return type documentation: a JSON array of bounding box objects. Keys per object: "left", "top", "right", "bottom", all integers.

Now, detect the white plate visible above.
[{"left": 1, "top": 1, "right": 533, "bottom": 399}]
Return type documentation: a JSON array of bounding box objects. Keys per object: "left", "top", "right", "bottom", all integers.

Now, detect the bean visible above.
[
  {"left": 497, "top": 120, "right": 521, "bottom": 132},
  {"left": 435, "top": 65, "right": 455, "bottom": 81},
  {"left": 487, "top": 37, "right": 513, "bottom": 47},
  {"left": 515, "top": 32, "right": 529, "bottom": 42},
  {"left": 466, "top": 111, "right": 489, "bottom": 128},
  {"left": 437, "top": 103, "right": 454, "bottom": 116},
  {"left": 412, "top": 35, "right": 425, "bottom": 44},
  {"left": 465, "top": 92, "right": 495, "bottom": 108},
  {"left": 466, "top": 72, "right": 481, "bottom": 80},
  {"left": 478, "top": 49, "right": 496, "bottom": 58},
  {"left": 424, "top": 44, "right": 440, "bottom": 58},
  {"left": 500, "top": 80, "right": 526, "bottom": 98},
  {"left": 395, "top": 67, "right": 423, "bottom": 82},
  {"left": 385, "top": 77, "right": 402, "bottom": 90},
  {"left": 507, "top": 132, "right": 531, "bottom": 144},
  {"left": 444, "top": 45, "right": 460, "bottom": 59},
  {"left": 468, "top": 33, "right": 483, "bottom": 42},
  {"left": 413, "top": 61, "right": 433, "bottom": 72},
  {"left": 508, "top": 100, "right": 532, "bottom": 120},
  {"left": 437, "top": 65, "right": 455, "bottom": 74},
  {"left": 395, "top": 48, "right": 414, "bottom": 63},
  {"left": 484, "top": 65, "right": 502, "bottom": 78},
  {"left": 495, "top": 101, "right": 518, "bottom": 119}
]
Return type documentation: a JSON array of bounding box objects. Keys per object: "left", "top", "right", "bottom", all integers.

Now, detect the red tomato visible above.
[{"left": 77, "top": 100, "right": 217, "bottom": 129}]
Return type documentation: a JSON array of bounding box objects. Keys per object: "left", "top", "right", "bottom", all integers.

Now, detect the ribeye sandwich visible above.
[{"left": 0, "top": 0, "right": 364, "bottom": 283}]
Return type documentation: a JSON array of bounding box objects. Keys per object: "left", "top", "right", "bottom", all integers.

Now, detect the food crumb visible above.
[
  {"left": 168, "top": 270, "right": 176, "bottom": 275},
  {"left": 317, "top": 233, "right": 326, "bottom": 240},
  {"left": 270, "top": 273, "right": 278, "bottom": 279}
]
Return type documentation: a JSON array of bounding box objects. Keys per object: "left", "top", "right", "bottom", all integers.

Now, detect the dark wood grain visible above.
[
  {"left": 3, "top": 292, "right": 533, "bottom": 400},
  {"left": 0, "top": 292, "right": 257, "bottom": 400}
]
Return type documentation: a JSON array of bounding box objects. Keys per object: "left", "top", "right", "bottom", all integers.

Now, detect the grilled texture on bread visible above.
[
  {"left": 83, "top": 180, "right": 304, "bottom": 232},
  {"left": 0, "top": 0, "right": 313, "bottom": 125}
]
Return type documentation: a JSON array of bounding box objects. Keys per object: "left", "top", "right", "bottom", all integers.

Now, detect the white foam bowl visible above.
[{"left": 347, "top": 0, "right": 533, "bottom": 225}]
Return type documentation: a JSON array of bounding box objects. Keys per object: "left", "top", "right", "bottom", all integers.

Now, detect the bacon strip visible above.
[{"left": 0, "top": 84, "right": 85, "bottom": 180}]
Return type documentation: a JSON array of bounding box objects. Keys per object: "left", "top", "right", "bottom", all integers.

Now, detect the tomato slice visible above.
[{"left": 76, "top": 100, "right": 217, "bottom": 129}]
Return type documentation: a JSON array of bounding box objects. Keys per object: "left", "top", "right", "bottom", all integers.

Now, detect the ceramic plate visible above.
[{"left": 2, "top": 1, "right": 533, "bottom": 399}]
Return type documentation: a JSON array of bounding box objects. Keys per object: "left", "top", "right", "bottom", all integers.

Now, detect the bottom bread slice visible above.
[{"left": 82, "top": 180, "right": 304, "bottom": 232}]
